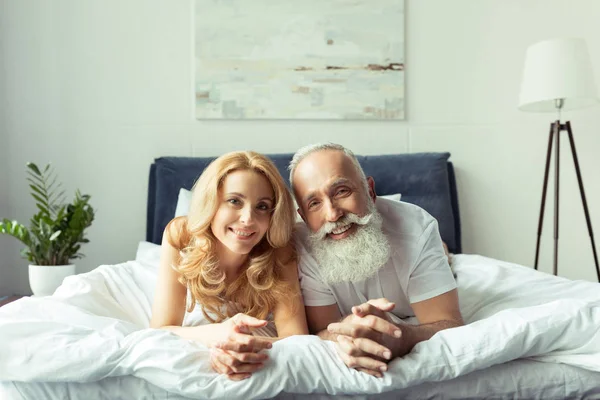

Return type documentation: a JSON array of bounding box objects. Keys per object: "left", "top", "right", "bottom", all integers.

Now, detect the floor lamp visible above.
[{"left": 518, "top": 38, "right": 600, "bottom": 282}]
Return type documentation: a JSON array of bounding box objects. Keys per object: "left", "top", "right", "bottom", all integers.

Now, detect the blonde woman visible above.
[{"left": 150, "top": 151, "right": 308, "bottom": 381}]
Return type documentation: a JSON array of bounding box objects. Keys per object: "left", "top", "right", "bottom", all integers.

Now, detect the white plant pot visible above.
[{"left": 28, "top": 264, "right": 76, "bottom": 297}]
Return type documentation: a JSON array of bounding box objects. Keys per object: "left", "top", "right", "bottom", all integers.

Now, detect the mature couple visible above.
[{"left": 150, "top": 143, "right": 463, "bottom": 380}]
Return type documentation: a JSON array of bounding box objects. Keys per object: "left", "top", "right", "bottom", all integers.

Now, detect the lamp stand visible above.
[{"left": 533, "top": 120, "right": 600, "bottom": 281}]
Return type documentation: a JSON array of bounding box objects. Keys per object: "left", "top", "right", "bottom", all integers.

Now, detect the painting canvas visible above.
[{"left": 194, "top": 0, "right": 405, "bottom": 120}]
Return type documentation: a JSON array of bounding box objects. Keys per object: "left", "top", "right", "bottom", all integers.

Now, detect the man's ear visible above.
[{"left": 367, "top": 176, "right": 376, "bottom": 202}]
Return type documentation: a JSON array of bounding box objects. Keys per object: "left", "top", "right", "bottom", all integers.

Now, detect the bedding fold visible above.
[{"left": 1, "top": 252, "right": 599, "bottom": 399}]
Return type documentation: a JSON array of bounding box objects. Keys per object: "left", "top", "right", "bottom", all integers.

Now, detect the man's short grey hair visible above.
[{"left": 288, "top": 143, "right": 367, "bottom": 190}]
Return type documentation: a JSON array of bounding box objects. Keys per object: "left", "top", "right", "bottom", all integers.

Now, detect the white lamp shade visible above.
[{"left": 518, "top": 38, "right": 599, "bottom": 112}]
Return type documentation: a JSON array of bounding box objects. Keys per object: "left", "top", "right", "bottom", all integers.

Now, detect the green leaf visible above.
[
  {"left": 46, "top": 175, "right": 59, "bottom": 193},
  {"left": 26, "top": 177, "right": 45, "bottom": 190},
  {"left": 7, "top": 162, "right": 95, "bottom": 265},
  {"left": 49, "top": 230, "right": 61, "bottom": 241},
  {"left": 29, "top": 184, "right": 46, "bottom": 198},
  {"left": 27, "top": 162, "right": 42, "bottom": 176},
  {"left": 36, "top": 204, "right": 50, "bottom": 215},
  {"left": 26, "top": 175, "right": 45, "bottom": 188},
  {"left": 31, "top": 193, "right": 49, "bottom": 207},
  {"left": 0, "top": 219, "right": 32, "bottom": 247},
  {"left": 48, "top": 189, "right": 66, "bottom": 204}
]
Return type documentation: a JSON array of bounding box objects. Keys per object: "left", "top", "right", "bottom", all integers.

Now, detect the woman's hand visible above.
[{"left": 209, "top": 313, "right": 273, "bottom": 381}]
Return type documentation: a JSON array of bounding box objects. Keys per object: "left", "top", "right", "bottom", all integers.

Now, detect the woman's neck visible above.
[{"left": 216, "top": 244, "right": 249, "bottom": 283}]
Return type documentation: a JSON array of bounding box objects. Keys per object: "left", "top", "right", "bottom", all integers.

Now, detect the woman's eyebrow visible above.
[{"left": 227, "top": 192, "right": 274, "bottom": 202}]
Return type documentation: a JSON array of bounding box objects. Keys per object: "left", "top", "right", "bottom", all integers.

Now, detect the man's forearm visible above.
[{"left": 394, "top": 319, "right": 463, "bottom": 357}]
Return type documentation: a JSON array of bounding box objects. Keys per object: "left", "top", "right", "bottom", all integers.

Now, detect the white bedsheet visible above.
[
  {"left": 1, "top": 247, "right": 600, "bottom": 399},
  {"left": 2, "top": 359, "right": 600, "bottom": 400}
]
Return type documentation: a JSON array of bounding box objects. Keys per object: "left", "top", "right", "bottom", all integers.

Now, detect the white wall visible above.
[
  {"left": 0, "top": 28, "right": 10, "bottom": 294},
  {"left": 1, "top": 0, "right": 599, "bottom": 295}
]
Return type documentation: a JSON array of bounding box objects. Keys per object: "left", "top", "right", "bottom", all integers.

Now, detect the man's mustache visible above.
[{"left": 312, "top": 212, "right": 374, "bottom": 241}]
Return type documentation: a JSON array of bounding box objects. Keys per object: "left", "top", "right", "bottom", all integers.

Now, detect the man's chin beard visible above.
[{"left": 308, "top": 206, "right": 390, "bottom": 285}]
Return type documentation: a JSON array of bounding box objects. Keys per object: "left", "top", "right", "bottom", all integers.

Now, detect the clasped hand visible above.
[
  {"left": 327, "top": 298, "right": 404, "bottom": 378},
  {"left": 209, "top": 313, "right": 272, "bottom": 381}
]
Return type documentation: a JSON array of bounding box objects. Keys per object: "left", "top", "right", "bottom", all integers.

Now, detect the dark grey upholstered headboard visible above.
[{"left": 146, "top": 152, "right": 462, "bottom": 254}]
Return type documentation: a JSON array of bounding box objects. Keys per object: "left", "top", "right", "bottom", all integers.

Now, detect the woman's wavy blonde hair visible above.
[{"left": 167, "top": 151, "right": 297, "bottom": 322}]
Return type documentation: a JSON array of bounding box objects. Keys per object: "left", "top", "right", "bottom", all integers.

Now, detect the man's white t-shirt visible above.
[{"left": 296, "top": 197, "right": 457, "bottom": 322}]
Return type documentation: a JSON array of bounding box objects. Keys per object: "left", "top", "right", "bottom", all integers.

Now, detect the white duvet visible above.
[{"left": 1, "top": 243, "right": 600, "bottom": 399}]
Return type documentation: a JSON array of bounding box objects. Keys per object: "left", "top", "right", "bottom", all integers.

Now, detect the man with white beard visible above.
[{"left": 289, "top": 143, "right": 464, "bottom": 378}]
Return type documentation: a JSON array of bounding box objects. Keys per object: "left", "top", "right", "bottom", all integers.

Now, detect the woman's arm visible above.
[
  {"left": 149, "top": 217, "right": 188, "bottom": 330},
  {"left": 150, "top": 218, "right": 273, "bottom": 381},
  {"left": 271, "top": 257, "right": 309, "bottom": 339},
  {"left": 149, "top": 218, "right": 258, "bottom": 346}
]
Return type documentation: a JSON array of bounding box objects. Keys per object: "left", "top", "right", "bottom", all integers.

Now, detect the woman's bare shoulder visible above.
[
  {"left": 276, "top": 243, "right": 299, "bottom": 282},
  {"left": 277, "top": 242, "right": 297, "bottom": 265}
]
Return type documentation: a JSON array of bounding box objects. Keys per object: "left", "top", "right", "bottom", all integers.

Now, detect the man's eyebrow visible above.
[
  {"left": 328, "top": 178, "right": 353, "bottom": 189},
  {"left": 301, "top": 178, "right": 354, "bottom": 204},
  {"left": 302, "top": 191, "right": 316, "bottom": 205}
]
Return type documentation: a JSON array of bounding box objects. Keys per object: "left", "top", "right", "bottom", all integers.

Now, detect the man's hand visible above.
[
  {"left": 351, "top": 298, "right": 413, "bottom": 358},
  {"left": 327, "top": 298, "right": 403, "bottom": 377},
  {"left": 209, "top": 314, "right": 272, "bottom": 381},
  {"left": 351, "top": 298, "right": 395, "bottom": 320},
  {"left": 325, "top": 290, "right": 463, "bottom": 378}
]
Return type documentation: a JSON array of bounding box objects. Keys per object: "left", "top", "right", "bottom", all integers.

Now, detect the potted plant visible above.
[{"left": 0, "top": 163, "right": 95, "bottom": 296}]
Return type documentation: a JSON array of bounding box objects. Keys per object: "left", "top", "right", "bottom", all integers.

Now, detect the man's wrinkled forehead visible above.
[{"left": 292, "top": 150, "right": 361, "bottom": 195}]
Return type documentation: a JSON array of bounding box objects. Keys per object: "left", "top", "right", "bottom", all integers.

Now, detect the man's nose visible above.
[{"left": 324, "top": 199, "right": 343, "bottom": 222}]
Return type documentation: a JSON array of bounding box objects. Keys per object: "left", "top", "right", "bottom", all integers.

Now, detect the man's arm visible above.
[
  {"left": 390, "top": 289, "right": 463, "bottom": 357},
  {"left": 312, "top": 300, "right": 401, "bottom": 378},
  {"left": 305, "top": 304, "right": 342, "bottom": 341},
  {"left": 328, "top": 290, "right": 463, "bottom": 369}
]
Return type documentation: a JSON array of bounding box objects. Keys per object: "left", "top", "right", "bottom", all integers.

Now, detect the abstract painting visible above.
[{"left": 194, "top": 0, "right": 404, "bottom": 120}]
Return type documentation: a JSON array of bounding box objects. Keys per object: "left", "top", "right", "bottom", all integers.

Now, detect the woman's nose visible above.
[{"left": 239, "top": 205, "right": 255, "bottom": 224}]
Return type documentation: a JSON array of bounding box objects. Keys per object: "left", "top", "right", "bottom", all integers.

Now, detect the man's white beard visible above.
[{"left": 308, "top": 202, "right": 391, "bottom": 285}]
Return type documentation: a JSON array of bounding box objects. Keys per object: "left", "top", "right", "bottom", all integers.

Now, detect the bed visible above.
[
  {"left": 1, "top": 152, "right": 600, "bottom": 400},
  {"left": 146, "top": 152, "right": 462, "bottom": 252}
]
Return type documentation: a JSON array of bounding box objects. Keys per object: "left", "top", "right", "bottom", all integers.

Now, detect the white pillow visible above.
[
  {"left": 174, "top": 188, "right": 401, "bottom": 220},
  {"left": 135, "top": 241, "right": 162, "bottom": 267},
  {"left": 380, "top": 193, "right": 402, "bottom": 202},
  {"left": 174, "top": 188, "right": 193, "bottom": 218}
]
